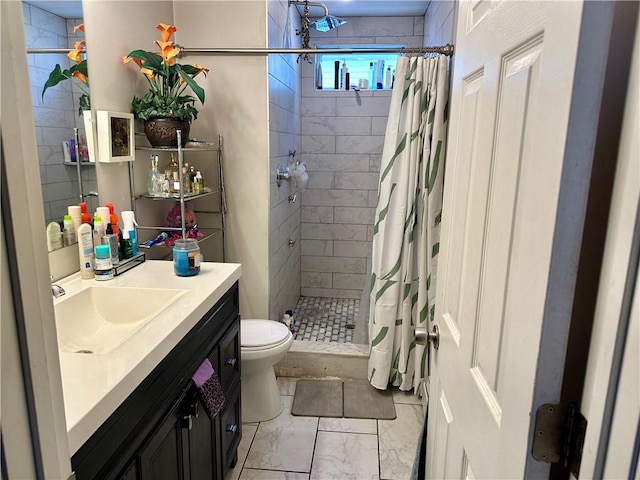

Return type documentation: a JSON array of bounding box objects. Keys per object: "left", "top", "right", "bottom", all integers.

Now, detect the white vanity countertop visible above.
[{"left": 55, "top": 260, "right": 241, "bottom": 455}]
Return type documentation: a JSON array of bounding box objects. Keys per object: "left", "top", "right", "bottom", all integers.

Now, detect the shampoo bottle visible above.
[
  {"left": 105, "top": 202, "right": 119, "bottom": 235},
  {"left": 384, "top": 66, "right": 392, "bottom": 89},
  {"left": 368, "top": 62, "right": 375, "bottom": 89},
  {"left": 46, "top": 222, "right": 63, "bottom": 252},
  {"left": 63, "top": 215, "right": 76, "bottom": 246},
  {"left": 79, "top": 202, "right": 91, "bottom": 224},
  {"left": 77, "top": 223, "right": 95, "bottom": 279},
  {"left": 340, "top": 60, "right": 348, "bottom": 89},
  {"left": 93, "top": 215, "right": 104, "bottom": 248},
  {"left": 315, "top": 61, "right": 323, "bottom": 90}
]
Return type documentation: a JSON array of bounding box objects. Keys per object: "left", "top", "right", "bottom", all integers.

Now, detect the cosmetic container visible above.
[
  {"left": 102, "top": 223, "right": 120, "bottom": 265},
  {"left": 68, "top": 205, "right": 82, "bottom": 233},
  {"left": 77, "top": 223, "right": 95, "bottom": 279},
  {"left": 46, "top": 222, "right": 63, "bottom": 252},
  {"left": 173, "top": 239, "right": 201, "bottom": 277},
  {"left": 94, "top": 245, "right": 114, "bottom": 281},
  {"left": 63, "top": 215, "right": 76, "bottom": 246}
]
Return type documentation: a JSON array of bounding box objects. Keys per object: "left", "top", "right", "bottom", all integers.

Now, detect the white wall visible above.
[
  {"left": 176, "top": 1, "right": 272, "bottom": 318},
  {"left": 299, "top": 16, "right": 424, "bottom": 298},
  {"left": 83, "top": 0, "right": 175, "bottom": 216},
  {"left": 268, "top": 0, "right": 302, "bottom": 321},
  {"left": 82, "top": 1, "right": 272, "bottom": 318}
]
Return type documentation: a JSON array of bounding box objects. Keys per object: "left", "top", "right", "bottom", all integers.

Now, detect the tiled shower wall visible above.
[
  {"left": 299, "top": 16, "right": 425, "bottom": 299},
  {"left": 423, "top": 1, "right": 456, "bottom": 47},
  {"left": 268, "top": 0, "right": 302, "bottom": 321},
  {"left": 24, "top": 3, "right": 98, "bottom": 224}
]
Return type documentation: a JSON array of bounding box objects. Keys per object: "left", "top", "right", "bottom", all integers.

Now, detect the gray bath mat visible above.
[
  {"left": 291, "top": 380, "right": 343, "bottom": 417},
  {"left": 291, "top": 379, "right": 396, "bottom": 420},
  {"left": 343, "top": 380, "right": 396, "bottom": 419}
]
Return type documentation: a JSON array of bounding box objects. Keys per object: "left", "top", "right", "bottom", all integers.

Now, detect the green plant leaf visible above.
[
  {"left": 42, "top": 64, "right": 71, "bottom": 99},
  {"left": 175, "top": 64, "right": 205, "bottom": 104},
  {"left": 125, "top": 49, "right": 163, "bottom": 71}
]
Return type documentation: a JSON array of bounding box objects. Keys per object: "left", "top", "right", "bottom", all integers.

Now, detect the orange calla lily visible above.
[
  {"left": 193, "top": 63, "right": 210, "bottom": 77},
  {"left": 67, "top": 41, "right": 85, "bottom": 63},
  {"left": 124, "top": 23, "right": 207, "bottom": 122},
  {"left": 71, "top": 70, "right": 87, "bottom": 84},
  {"left": 122, "top": 56, "right": 144, "bottom": 67},
  {"left": 140, "top": 67, "right": 155, "bottom": 80},
  {"left": 73, "top": 23, "right": 85, "bottom": 33},
  {"left": 156, "top": 23, "right": 177, "bottom": 42},
  {"left": 154, "top": 40, "right": 180, "bottom": 65}
]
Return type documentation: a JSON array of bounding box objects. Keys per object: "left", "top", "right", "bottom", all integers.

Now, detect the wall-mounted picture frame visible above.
[
  {"left": 83, "top": 110, "right": 97, "bottom": 163},
  {"left": 96, "top": 110, "right": 135, "bottom": 163}
]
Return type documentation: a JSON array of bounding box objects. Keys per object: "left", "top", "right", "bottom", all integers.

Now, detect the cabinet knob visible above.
[
  {"left": 226, "top": 424, "right": 238, "bottom": 433},
  {"left": 181, "top": 415, "right": 193, "bottom": 430},
  {"left": 188, "top": 402, "right": 199, "bottom": 418},
  {"left": 224, "top": 358, "right": 237, "bottom": 367}
]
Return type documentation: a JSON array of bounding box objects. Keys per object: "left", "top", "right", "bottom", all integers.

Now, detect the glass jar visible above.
[{"left": 173, "top": 238, "right": 201, "bottom": 276}]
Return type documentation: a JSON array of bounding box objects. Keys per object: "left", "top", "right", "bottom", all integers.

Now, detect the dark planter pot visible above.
[{"left": 144, "top": 117, "right": 191, "bottom": 147}]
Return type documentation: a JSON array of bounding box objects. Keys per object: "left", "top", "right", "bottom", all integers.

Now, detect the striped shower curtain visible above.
[{"left": 368, "top": 56, "right": 449, "bottom": 392}]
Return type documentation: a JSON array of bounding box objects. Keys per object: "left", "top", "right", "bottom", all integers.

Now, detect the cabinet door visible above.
[
  {"left": 119, "top": 461, "right": 139, "bottom": 480},
  {"left": 185, "top": 394, "right": 220, "bottom": 480},
  {"left": 185, "top": 346, "right": 221, "bottom": 480},
  {"left": 220, "top": 387, "right": 241, "bottom": 477},
  {"left": 138, "top": 393, "right": 188, "bottom": 480},
  {"left": 219, "top": 319, "right": 240, "bottom": 393}
]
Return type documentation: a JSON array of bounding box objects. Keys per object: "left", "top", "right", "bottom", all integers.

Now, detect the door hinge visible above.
[{"left": 532, "top": 403, "right": 587, "bottom": 478}]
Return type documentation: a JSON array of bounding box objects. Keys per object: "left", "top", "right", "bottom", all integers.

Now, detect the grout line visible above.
[
  {"left": 309, "top": 416, "right": 320, "bottom": 477},
  {"left": 376, "top": 417, "right": 382, "bottom": 480},
  {"left": 235, "top": 422, "right": 260, "bottom": 480}
]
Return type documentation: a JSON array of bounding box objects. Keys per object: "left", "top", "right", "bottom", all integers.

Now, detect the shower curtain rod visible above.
[
  {"left": 177, "top": 44, "right": 454, "bottom": 56},
  {"left": 27, "top": 44, "right": 454, "bottom": 56}
]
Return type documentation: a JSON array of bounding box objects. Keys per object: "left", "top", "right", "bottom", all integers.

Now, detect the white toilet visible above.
[{"left": 240, "top": 319, "right": 294, "bottom": 423}]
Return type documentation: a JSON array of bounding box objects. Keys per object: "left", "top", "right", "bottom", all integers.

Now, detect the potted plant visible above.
[
  {"left": 42, "top": 24, "right": 90, "bottom": 116},
  {"left": 123, "top": 23, "right": 209, "bottom": 147}
]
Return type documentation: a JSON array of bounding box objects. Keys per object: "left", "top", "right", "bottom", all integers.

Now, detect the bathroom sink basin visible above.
[{"left": 55, "top": 286, "right": 187, "bottom": 354}]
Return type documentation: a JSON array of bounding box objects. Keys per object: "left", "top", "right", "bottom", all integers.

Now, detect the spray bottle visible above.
[{"left": 121, "top": 211, "right": 138, "bottom": 256}]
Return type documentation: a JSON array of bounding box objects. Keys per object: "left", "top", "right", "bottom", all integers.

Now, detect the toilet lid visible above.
[{"left": 241, "top": 319, "right": 291, "bottom": 348}]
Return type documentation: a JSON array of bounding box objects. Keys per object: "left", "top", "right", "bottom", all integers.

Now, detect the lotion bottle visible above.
[
  {"left": 77, "top": 223, "right": 95, "bottom": 279},
  {"left": 46, "top": 222, "right": 63, "bottom": 252}
]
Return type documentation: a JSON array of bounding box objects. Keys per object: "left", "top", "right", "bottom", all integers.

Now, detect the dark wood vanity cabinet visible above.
[{"left": 71, "top": 283, "right": 241, "bottom": 480}]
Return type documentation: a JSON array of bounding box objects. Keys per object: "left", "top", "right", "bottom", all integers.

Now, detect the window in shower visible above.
[{"left": 314, "top": 45, "right": 403, "bottom": 91}]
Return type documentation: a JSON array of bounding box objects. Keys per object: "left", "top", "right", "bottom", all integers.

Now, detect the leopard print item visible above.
[{"left": 198, "top": 370, "right": 225, "bottom": 418}]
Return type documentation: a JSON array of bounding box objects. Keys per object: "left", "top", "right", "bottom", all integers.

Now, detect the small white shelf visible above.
[{"left": 64, "top": 161, "right": 95, "bottom": 167}]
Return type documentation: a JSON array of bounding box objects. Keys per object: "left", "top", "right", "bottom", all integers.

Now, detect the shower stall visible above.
[{"left": 268, "top": 1, "right": 431, "bottom": 348}]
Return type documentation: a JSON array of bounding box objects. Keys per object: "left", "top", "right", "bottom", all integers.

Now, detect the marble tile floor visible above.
[
  {"left": 225, "top": 377, "right": 424, "bottom": 480},
  {"left": 293, "top": 297, "right": 360, "bottom": 343}
]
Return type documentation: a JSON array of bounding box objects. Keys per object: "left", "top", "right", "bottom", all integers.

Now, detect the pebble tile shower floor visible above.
[{"left": 293, "top": 297, "right": 359, "bottom": 343}]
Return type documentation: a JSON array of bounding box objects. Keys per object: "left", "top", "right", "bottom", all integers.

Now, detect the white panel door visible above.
[{"left": 426, "top": 1, "right": 585, "bottom": 477}]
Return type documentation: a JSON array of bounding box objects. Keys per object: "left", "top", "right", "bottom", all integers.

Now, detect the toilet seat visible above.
[{"left": 241, "top": 319, "right": 291, "bottom": 350}]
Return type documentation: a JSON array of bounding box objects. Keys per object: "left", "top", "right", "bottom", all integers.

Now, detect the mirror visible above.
[{"left": 23, "top": 0, "right": 98, "bottom": 227}]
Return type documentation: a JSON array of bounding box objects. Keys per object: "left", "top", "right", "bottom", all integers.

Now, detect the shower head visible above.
[
  {"left": 289, "top": 1, "right": 347, "bottom": 32},
  {"left": 310, "top": 14, "right": 347, "bottom": 32}
]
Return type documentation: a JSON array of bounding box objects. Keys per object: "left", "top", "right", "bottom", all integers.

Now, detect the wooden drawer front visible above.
[
  {"left": 219, "top": 319, "right": 240, "bottom": 394},
  {"left": 220, "top": 388, "right": 241, "bottom": 474}
]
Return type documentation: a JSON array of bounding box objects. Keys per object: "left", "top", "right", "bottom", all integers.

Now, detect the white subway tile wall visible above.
[
  {"left": 300, "top": 16, "right": 425, "bottom": 298},
  {"left": 25, "top": 4, "right": 98, "bottom": 223},
  {"left": 268, "top": 0, "right": 303, "bottom": 322}
]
